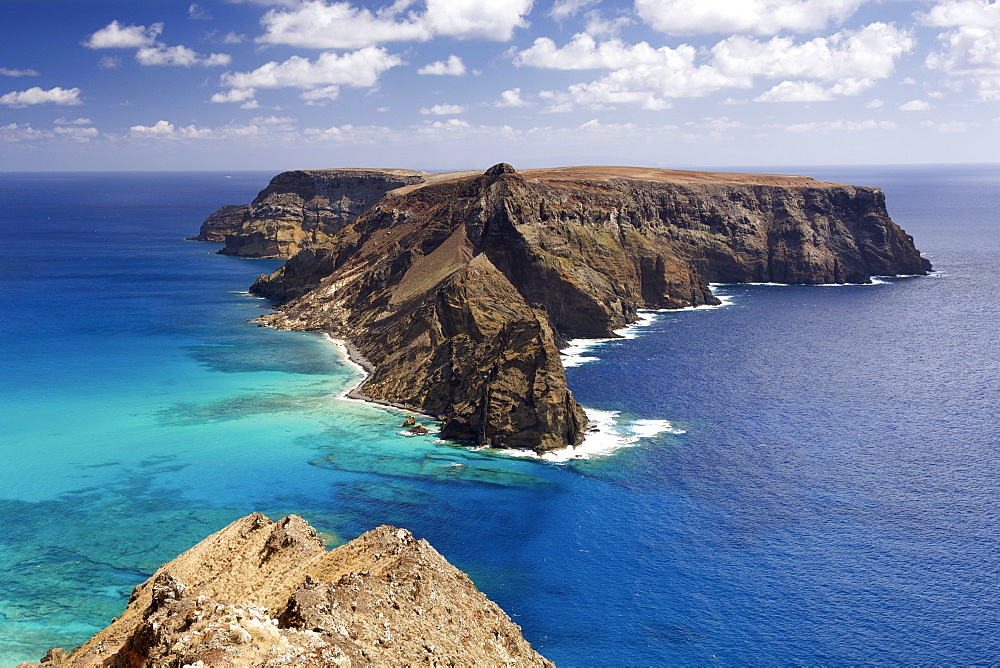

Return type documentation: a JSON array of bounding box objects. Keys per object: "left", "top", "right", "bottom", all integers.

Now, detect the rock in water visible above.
[
  {"left": 23, "top": 514, "right": 552, "bottom": 667},
  {"left": 211, "top": 164, "right": 930, "bottom": 453}
]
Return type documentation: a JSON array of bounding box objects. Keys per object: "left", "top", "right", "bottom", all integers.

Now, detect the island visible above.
[{"left": 194, "top": 163, "right": 931, "bottom": 454}]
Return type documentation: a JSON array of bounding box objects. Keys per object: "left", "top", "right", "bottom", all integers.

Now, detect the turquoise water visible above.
[{"left": 1, "top": 168, "right": 998, "bottom": 664}]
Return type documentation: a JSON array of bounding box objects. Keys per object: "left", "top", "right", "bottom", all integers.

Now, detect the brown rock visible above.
[
  {"left": 232, "top": 164, "right": 930, "bottom": 453},
  {"left": 38, "top": 513, "right": 551, "bottom": 667}
]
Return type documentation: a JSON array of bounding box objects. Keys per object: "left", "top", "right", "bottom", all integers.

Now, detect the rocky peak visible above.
[{"left": 24, "top": 514, "right": 552, "bottom": 667}]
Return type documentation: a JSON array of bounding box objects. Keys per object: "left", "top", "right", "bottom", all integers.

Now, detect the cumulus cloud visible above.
[
  {"left": 515, "top": 23, "right": 911, "bottom": 109},
  {"left": 755, "top": 80, "right": 833, "bottom": 101},
  {"left": 300, "top": 85, "right": 341, "bottom": 103},
  {"left": 0, "top": 86, "right": 82, "bottom": 107},
  {"left": 257, "top": 0, "right": 532, "bottom": 49},
  {"left": 0, "top": 122, "right": 50, "bottom": 142},
  {"left": 420, "top": 103, "right": 467, "bottom": 114},
  {"left": 219, "top": 47, "right": 403, "bottom": 104},
  {"left": 635, "top": 0, "right": 868, "bottom": 36},
  {"left": 496, "top": 87, "right": 528, "bottom": 107},
  {"left": 84, "top": 21, "right": 163, "bottom": 49},
  {"left": 418, "top": 55, "right": 466, "bottom": 75},
  {"left": 210, "top": 87, "right": 258, "bottom": 105},
  {"left": 188, "top": 3, "right": 212, "bottom": 19},
  {"left": 0, "top": 68, "right": 39, "bottom": 77},
  {"left": 136, "top": 44, "right": 231, "bottom": 67},
  {"left": 129, "top": 120, "right": 212, "bottom": 138},
  {"left": 919, "top": 0, "right": 1000, "bottom": 28},
  {"left": 900, "top": 99, "right": 931, "bottom": 110},
  {"left": 54, "top": 117, "right": 92, "bottom": 125}
]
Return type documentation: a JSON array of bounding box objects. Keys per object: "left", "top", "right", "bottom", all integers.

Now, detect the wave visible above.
[{"left": 495, "top": 408, "right": 685, "bottom": 462}]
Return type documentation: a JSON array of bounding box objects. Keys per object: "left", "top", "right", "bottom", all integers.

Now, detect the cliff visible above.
[
  {"left": 242, "top": 164, "right": 930, "bottom": 453},
  {"left": 192, "top": 169, "right": 429, "bottom": 258},
  {"left": 23, "top": 514, "right": 551, "bottom": 667}
]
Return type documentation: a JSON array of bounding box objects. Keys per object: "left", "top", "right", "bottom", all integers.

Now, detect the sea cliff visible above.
[
  {"left": 195, "top": 164, "right": 931, "bottom": 453},
  {"left": 21, "top": 514, "right": 551, "bottom": 667}
]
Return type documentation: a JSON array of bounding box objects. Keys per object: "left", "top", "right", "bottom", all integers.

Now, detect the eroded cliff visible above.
[
  {"left": 193, "top": 169, "right": 429, "bottom": 258},
  {"left": 25, "top": 514, "right": 551, "bottom": 667},
  {"left": 241, "top": 164, "right": 929, "bottom": 453}
]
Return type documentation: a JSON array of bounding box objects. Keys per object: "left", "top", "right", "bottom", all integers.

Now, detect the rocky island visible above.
[
  {"left": 195, "top": 164, "right": 931, "bottom": 454},
  {"left": 23, "top": 514, "right": 551, "bottom": 667}
]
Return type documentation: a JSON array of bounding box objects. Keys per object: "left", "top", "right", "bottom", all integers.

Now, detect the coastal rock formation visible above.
[
  {"left": 241, "top": 164, "right": 930, "bottom": 453},
  {"left": 25, "top": 513, "right": 551, "bottom": 667},
  {"left": 193, "top": 169, "right": 429, "bottom": 258}
]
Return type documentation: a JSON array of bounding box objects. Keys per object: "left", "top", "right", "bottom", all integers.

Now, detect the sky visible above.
[{"left": 2, "top": 0, "right": 999, "bottom": 170}]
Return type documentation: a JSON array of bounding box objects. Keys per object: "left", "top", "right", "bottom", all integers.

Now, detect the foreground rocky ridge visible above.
[
  {"left": 23, "top": 514, "right": 551, "bottom": 667},
  {"left": 197, "top": 164, "right": 930, "bottom": 453}
]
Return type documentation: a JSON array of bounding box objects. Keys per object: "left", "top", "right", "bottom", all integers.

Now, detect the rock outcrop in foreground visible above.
[
  {"left": 25, "top": 514, "right": 551, "bottom": 667},
  {"left": 197, "top": 164, "right": 931, "bottom": 453}
]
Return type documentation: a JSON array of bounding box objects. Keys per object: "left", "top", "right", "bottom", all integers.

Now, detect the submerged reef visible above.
[
  {"left": 194, "top": 164, "right": 931, "bottom": 454},
  {"left": 22, "top": 514, "right": 552, "bottom": 667}
]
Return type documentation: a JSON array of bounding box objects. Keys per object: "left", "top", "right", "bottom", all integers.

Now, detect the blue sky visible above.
[{"left": 2, "top": 0, "right": 999, "bottom": 170}]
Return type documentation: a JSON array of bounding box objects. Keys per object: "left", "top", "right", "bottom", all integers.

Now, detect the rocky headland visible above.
[
  {"left": 194, "top": 164, "right": 931, "bottom": 453},
  {"left": 22, "top": 514, "right": 551, "bottom": 667}
]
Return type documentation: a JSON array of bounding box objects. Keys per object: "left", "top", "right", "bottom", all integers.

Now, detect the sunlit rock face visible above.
[
  {"left": 29, "top": 513, "right": 553, "bottom": 667},
  {"left": 202, "top": 164, "right": 930, "bottom": 453}
]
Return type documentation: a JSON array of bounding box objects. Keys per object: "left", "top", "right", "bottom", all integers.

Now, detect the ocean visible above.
[{"left": 0, "top": 166, "right": 997, "bottom": 665}]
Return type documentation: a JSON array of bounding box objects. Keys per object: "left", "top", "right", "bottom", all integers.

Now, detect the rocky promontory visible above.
[
  {"left": 193, "top": 169, "right": 429, "bottom": 258},
  {"left": 23, "top": 514, "right": 551, "bottom": 667},
  {"left": 195, "top": 164, "right": 931, "bottom": 453}
]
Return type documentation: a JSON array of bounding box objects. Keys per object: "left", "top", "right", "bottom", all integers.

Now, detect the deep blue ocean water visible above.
[{"left": 0, "top": 166, "right": 997, "bottom": 665}]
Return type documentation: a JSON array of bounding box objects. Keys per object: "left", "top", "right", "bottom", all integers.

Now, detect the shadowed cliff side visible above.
[
  {"left": 22, "top": 514, "right": 552, "bottom": 667},
  {"left": 246, "top": 164, "right": 930, "bottom": 453}
]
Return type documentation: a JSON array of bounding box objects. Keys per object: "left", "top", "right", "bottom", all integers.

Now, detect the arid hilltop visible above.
[
  {"left": 195, "top": 164, "right": 931, "bottom": 453},
  {"left": 21, "top": 514, "right": 551, "bottom": 667}
]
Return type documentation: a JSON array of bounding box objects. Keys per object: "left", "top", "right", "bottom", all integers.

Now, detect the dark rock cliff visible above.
[
  {"left": 192, "top": 168, "right": 429, "bottom": 258},
  {"left": 243, "top": 164, "right": 930, "bottom": 453}
]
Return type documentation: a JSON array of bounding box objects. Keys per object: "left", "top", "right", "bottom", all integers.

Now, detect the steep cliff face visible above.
[
  {"left": 193, "top": 169, "right": 429, "bottom": 258},
  {"left": 29, "top": 514, "right": 551, "bottom": 667},
  {"left": 247, "top": 164, "right": 930, "bottom": 453}
]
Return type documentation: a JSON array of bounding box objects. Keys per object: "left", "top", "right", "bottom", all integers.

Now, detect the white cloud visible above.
[
  {"left": 0, "top": 122, "right": 50, "bottom": 142},
  {"left": 420, "top": 103, "right": 467, "bottom": 114},
  {"left": 496, "top": 87, "right": 528, "bottom": 107},
  {"left": 786, "top": 119, "right": 897, "bottom": 133},
  {"left": 129, "top": 120, "right": 212, "bottom": 139},
  {"left": 189, "top": 3, "right": 212, "bottom": 19},
  {"left": 755, "top": 80, "right": 833, "bottom": 101},
  {"left": 0, "top": 68, "right": 39, "bottom": 77},
  {"left": 211, "top": 87, "right": 257, "bottom": 103},
  {"left": 550, "top": 0, "right": 599, "bottom": 20},
  {"left": 921, "top": 119, "right": 978, "bottom": 132},
  {"left": 584, "top": 12, "right": 632, "bottom": 37},
  {"left": 54, "top": 117, "right": 92, "bottom": 125},
  {"left": 54, "top": 126, "right": 99, "bottom": 141},
  {"left": 220, "top": 47, "right": 403, "bottom": 92},
  {"left": 418, "top": 54, "right": 466, "bottom": 75},
  {"left": 84, "top": 21, "right": 163, "bottom": 49},
  {"left": 136, "top": 44, "right": 231, "bottom": 67},
  {"left": 634, "top": 0, "right": 868, "bottom": 36},
  {"left": 0, "top": 86, "right": 82, "bottom": 107},
  {"left": 866, "top": 98, "right": 884, "bottom": 108},
  {"left": 99, "top": 56, "right": 122, "bottom": 69},
  {"left": 300, "top": 85, "right": 341, "bottom": 103},
  {"left": 515, "top": 24, "right": 910, "bottom": 109},
  {"left": 919, "top": 0, "right": 1000, "bottom": 28},
  {"left": 222, "top": 32, "right": 247, "bottom": 44},
  {"left": 257, "top": 0, "right": 532, "bottom": 49},
  {"left": 711, "top": 24, "right": 913, "bottom": 85},
  {"left": 900, "top": 99, "right": 931, "bottom": 110}
]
